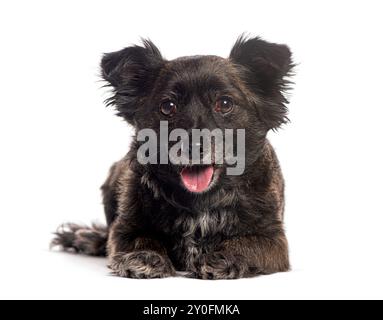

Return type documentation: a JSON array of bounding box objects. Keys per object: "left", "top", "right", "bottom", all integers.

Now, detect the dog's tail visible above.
[{"left": 51, "top": 223, "right": 108, "bottom": 257}]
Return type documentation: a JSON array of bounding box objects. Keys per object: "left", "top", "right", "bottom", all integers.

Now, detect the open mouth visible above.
[{"left": 180, "top": 165, "right": 215, "bottom": 193}]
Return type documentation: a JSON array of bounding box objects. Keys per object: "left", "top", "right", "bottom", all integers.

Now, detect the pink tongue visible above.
[{"left": 180, "top": 166, "right": 214, "bottom": 193}]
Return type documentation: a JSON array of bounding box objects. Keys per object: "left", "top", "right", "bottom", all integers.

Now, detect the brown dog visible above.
[{"left": 53, "top": 35, "right": 294, "bottom": 279}]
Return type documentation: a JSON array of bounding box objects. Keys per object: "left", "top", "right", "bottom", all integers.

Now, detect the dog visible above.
[{"left": 52, "top": 35, "right": 295, "bottom": 279}]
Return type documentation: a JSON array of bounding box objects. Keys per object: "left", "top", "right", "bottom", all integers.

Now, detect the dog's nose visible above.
[{"left": 181, "top": 141, "right": 204, "bottom": 159}]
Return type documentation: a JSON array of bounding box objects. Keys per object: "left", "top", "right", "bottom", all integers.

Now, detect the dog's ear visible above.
[
  {"left": 230, "top": 36, "right": 294, "bottom": 129},
  {"left": 101, "top": 39, "right": 164, "bottom": 121}
]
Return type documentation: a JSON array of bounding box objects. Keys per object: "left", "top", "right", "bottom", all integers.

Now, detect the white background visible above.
[{"left": 1, "top": 0, "right": 383, "bottom": 300}]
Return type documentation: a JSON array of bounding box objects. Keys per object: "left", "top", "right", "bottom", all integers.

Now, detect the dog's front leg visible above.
[
  {"left": 194, "top": 231, "right": 289, "bottom": 280},
  {"left": 107, "top": 218, "right": 175, "bottom": 279}
]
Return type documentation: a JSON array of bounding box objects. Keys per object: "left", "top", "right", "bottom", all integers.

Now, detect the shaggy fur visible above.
[{"left": 52, "top": 35, "right": 294, "bottom": 279}]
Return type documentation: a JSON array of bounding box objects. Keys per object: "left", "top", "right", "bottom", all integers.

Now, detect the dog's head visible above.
[{"left": 101, "top": 36, "right": 294, "bottom": 194}]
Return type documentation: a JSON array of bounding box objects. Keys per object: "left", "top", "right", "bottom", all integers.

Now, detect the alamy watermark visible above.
[{"left": 137, "top": 121, "right": 246, "bottom": 175}]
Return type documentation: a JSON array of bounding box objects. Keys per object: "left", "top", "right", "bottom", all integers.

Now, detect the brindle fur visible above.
[{"left": 52, "top": 35, "right": 294, "bottom": 279}]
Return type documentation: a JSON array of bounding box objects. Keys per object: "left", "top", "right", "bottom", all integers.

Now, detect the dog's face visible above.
[{"left": 101, "top": 37, "right": 293, "bottom": 194}]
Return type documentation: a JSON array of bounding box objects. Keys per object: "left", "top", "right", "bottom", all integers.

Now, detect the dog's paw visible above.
[
  {"left": 192, "top": 252, "right": 249, "bottom": 280},
  {"left": 109, "top": 251, "right": 176, "bottom": 279}
]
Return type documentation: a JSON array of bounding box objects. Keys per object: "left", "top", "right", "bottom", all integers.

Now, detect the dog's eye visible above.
[
  {"left": 160, "top": 100, "right": 177, "bottom": 116},
  {"left": 215, "top": 97, "right": 234, "bottom": 114}
]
